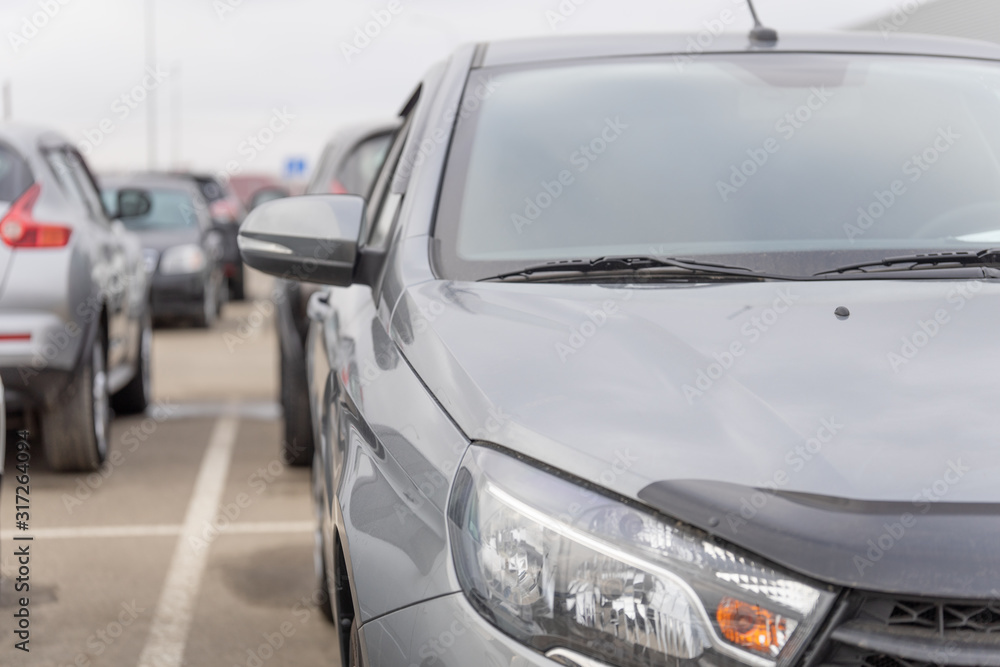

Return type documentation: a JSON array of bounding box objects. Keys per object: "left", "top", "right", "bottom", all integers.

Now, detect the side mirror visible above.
[
  {"left": 238, "top": 195, "right": 365, "bottom": 287},
  {"left": 116, "top": 188, "right": 152, "bottom": 219},
  {"left": 249, "top": 186, "right": 290, "bottom": 211}
]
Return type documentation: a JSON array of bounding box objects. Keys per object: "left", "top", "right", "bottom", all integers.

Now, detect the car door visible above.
[
  {"left": 310, "top": 110, "right": 414, "bottom": 486},
  {"left": 61, "top": 148, "right": 137, "bottom": 376}
]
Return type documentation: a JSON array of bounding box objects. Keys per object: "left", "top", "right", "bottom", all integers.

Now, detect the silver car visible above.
[
  {"left": 240, "top": 29, "right": 1000, "bottom": 667},
  {"left": 0, "top": 124, "right": 151, "bottom": 472}
]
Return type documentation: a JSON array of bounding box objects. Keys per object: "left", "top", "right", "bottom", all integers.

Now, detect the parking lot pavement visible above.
[{"left": 0, "top": 271, "right": 339, "bottom": 667}]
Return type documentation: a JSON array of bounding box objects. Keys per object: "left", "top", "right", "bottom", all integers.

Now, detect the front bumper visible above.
[
  {"left": 361, "top": 593, "right": 561, "bottom": 667},
  {"left": 150, "top": 272, "right": 207, "bottom": 319}
]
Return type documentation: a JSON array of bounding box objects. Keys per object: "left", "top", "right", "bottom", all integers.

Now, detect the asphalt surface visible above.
[{"left": 0, "top": 271, "right": 340, "bottom": 667}]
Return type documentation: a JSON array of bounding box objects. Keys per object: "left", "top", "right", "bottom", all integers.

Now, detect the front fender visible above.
[{"left": 322, "top": 306, "right": 468, "bottom": 624}]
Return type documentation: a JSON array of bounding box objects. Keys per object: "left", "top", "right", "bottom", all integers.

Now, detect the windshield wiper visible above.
[
  {"left": 814, "top": 248, "right": 1000, "bottom": 276},
  {"left": 481, "top": 256, "right": 792, "bottom": 283}
]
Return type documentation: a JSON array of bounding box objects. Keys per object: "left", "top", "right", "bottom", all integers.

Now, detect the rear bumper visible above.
[
  {"left": 150, "top": 273, "right": 207, "bottom": 318},
  {"left": 0, "top": 310, "right": 94, "bottom": 410}
]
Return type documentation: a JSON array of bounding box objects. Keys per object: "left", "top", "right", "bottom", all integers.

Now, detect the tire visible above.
[
  {"left": 280, "top": 345, "right": 314, "bottom": 466},
  {"left": 112, "top": 311, "right": 152, "bottom": 415},
  {"left": 193, "top": 278, "right": 218, "bottom": 329},
  {"left": 229, "top": 265, "right": 245, "bottom": 301},
  {"left": 43, "top": 332, "right": 110, "bottom": 472}
]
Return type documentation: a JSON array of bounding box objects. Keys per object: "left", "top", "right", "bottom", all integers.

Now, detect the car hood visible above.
[{"left": 391, "top": 278, "right": 1000, "bottom": 597}]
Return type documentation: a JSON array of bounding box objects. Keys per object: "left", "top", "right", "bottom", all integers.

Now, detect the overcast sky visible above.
[{"left": 1, "top": 0, "right": 918, "bottom": 178}]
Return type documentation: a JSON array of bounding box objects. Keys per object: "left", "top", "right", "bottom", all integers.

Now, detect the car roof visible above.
[
  {"left": 478, "top": 31, "right": 1000, "bottom": 68},
  {"left": 319, "top": 119, "right": 401, "bottom": 155},
  {"left": 0, "top": 122, "right": 74, "bottom": 156}
]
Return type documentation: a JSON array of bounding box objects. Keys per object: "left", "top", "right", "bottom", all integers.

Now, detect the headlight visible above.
[
  {"left": 159, "top": 244, "right": 206, "bottom": 275},
  {"left": 447, "top": 446, "right": 835, "bottom": 667}
]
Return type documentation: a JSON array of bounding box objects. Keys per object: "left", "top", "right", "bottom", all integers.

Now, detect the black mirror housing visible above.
[
  {"left": 116, "top": 188, "right": 153, "bottom": 219},
  {"left": 237, "top": 195, "right": 366, "bottom": 287}
]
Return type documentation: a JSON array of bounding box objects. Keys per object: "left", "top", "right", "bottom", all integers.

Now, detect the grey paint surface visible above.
[{"left": 265, "top": 29, "right": 1000, "bottom": 664}]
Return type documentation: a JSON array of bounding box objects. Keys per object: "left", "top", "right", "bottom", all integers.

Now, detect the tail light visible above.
[
  {"left": 1, "top": 184, "right": 72, "bottom": 248},
  {"left": 328, "top": 179, "right": 347, "bottom": 194}
]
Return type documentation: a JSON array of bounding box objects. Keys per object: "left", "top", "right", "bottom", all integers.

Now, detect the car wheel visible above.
[
  {"left": 229, "top": 265, "right": 245, "bottom": 301},
  {"left": 111, "top": 311, "right": 152, "bottom": 415},
  {"left": 43, "top": 332, "right": 110, "bottom": 472},
  {"left": 193, "top": 279, "right": 218, "bottom": 329},
  {"left": 280, "top": 346, "right": 314, "bottom": 466}
]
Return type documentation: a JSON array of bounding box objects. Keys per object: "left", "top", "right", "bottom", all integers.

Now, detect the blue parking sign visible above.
[{"left": 283, "top": 157, "right": 308, "bottom": 179}]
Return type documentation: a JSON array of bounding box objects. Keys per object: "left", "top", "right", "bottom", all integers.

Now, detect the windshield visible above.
[
  {"left": 103, "top": 188, "right": 202, "bottom": 230},
  {"left": 435, "top": 54, "right": 1000, "bottom": 280}
]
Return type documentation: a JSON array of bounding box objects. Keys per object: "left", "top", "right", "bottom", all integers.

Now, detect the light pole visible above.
[
  {"left": 171, "top": 63, "right": 181, "bottom": 169},
  {"left": 146, "top": 0, "right": 157, "bottom": 170}
]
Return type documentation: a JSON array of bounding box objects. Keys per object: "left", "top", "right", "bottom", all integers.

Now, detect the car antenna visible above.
[{"left": 745, "top": 0, "right": 778, "bottom": 44}]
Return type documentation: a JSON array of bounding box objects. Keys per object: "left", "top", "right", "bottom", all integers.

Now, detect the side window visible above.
[
  {"left": 65, "top": 149, "right": 110, "bottom": 222},
  {"left": 44, "top": 149, "right": 89, "bottom": 211},
  {"left": 336, "top": 132, "right": 393, "bottom": 197},
  {"left": 363, "top": 112, "right": 413, "bottom": 248}
]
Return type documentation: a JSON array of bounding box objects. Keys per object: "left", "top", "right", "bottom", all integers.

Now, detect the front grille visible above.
[
  {"left": 823, "top": 646, "right": 939, "bottom": 667},
  {"left": 812, "top": 593, "right": 1000, "bottom": 667},
  {"left": 857, "top": 597, "right": 1000, "bottom": 635}
]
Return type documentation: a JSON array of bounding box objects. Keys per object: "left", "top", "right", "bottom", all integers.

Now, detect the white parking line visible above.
[
  {"left": 0, "top": 521, "right": 312, "bottom": 540},
  {"left": 137, "top": 411, "right": 240, "bottom": 667}
]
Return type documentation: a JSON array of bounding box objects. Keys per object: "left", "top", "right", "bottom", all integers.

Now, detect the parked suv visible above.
[
  {"left": 0, "top": 124, "right": 150, "bottom": 472},
  {"left": 240, "top": 30, "right": 1000, "bottom": 667}
]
